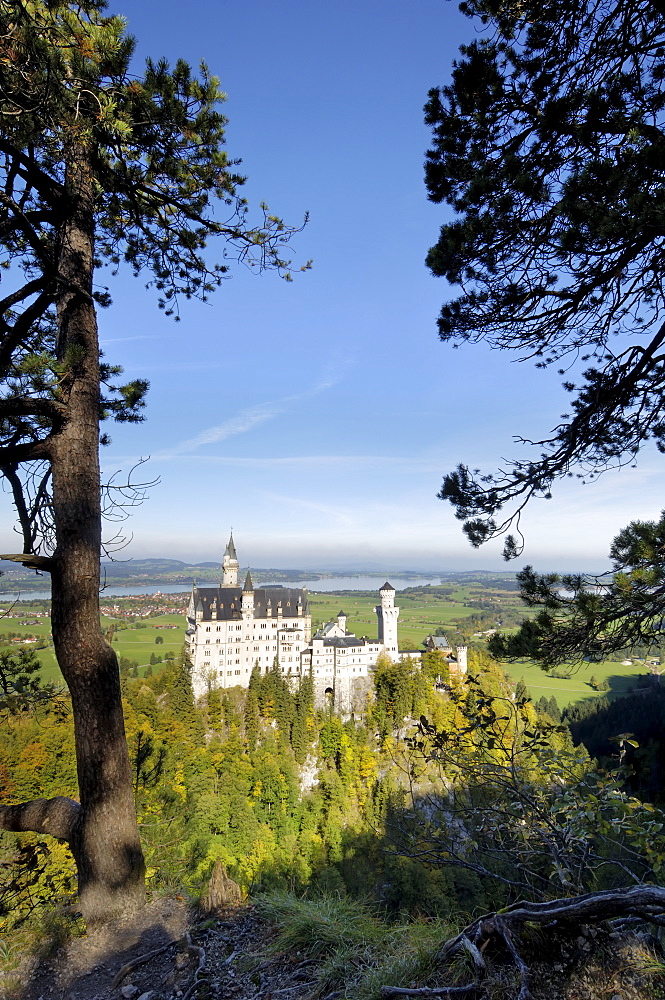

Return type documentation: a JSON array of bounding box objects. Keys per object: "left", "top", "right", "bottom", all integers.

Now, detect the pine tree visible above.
[
  {"left": 208, "top": 688, "right": 222, "bottom": 730},
  {"left": 167, "top": 651, "right": 204, "bottom": 742},
  {"left": 291, "top": 671, "right": 314, "bottom": 764},
  {"left": 0, "top": 0, "right": 304, "bottom": 922},
  {"left": 245, "top": 665, "right": 261, "bottom": 751}
]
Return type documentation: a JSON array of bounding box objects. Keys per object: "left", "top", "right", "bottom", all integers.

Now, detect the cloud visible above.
[{"left": 155, "top": 364, "right": 348, "bottom": 459}]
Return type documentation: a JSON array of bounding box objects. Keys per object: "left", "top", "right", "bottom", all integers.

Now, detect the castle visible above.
[{"left": 186, "top": 534, "right": 467, "bottom": 711}]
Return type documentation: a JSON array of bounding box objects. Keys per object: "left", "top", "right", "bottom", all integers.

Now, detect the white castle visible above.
[{"left": 186, "top": 534, "right": 467, "bottom": 711}]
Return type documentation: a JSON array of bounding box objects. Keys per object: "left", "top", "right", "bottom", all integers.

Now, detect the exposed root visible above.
[
  {"left": 380, "top": 986, "right": 483, "bottom": 997},
  {"left": 181, "top": 932, "right": 206, "bottom": 1000},
  {"left": 112, "top": 937, "right": 182, "bottom": 988},
  {"left": 384, "top": 885, "right": 665, "bottom": 1000}
]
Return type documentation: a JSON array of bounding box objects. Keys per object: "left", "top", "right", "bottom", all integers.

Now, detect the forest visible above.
[{"left": 2, "top": 639, "right": 665, "bottom": 997}]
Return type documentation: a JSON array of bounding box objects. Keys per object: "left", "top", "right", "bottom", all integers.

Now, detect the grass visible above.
[
  {"left": 501, "top": 657, "right": 647, "bottom": 708},
  {"left": 255, "top": 891, "right": 456, "bottom": 1000}
]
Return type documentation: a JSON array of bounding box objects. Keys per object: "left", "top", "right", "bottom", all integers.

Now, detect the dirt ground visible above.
[
  {"left": 2, "top": 897, "right": 665, "bottom": 1000},
  {"left": 4, "top": 898, "right": 318, "bottom": 1000}
]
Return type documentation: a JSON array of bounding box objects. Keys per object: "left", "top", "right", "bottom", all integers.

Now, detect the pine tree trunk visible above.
[{"left": 49, "top": 139, "right": 145, "bottom": 922}]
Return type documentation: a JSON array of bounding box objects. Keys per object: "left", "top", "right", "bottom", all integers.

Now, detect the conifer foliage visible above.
[
  {"left": 0, "top": 0, "right": 304, "bottom": 922},
  {"left": 426, "top": 0, "right": 665, "bottom": 555}
]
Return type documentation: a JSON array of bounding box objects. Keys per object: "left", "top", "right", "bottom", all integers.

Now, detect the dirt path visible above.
[{"left": 9, "top": 899, "right": 313, "bottom": 1000}]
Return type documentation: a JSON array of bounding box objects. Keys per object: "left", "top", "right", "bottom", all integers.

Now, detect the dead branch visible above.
[
  {"left": 459, "top": 935, "right": 486, "bottom": 973},
  {"left": 0, "top": 796, "right": 78, "bottom": 840}
]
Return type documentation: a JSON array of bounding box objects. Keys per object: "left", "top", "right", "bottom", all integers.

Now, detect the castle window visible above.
[
  {"left": 235, "top": 670, "right": 241, "bottom": 675},
  {"left": 206, "top": 627, "right": 211, "bottom": 632}
]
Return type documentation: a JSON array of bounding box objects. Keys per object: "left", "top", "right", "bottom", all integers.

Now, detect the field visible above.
[
  {"left": 0, "top": 605, "right": 186, "bottom": 684},
  {"left": 499, "top": 658, "right": 642, "bottom": 709},
  {"left": 0, "top": 581, "right": 651, "bottom": 711}
]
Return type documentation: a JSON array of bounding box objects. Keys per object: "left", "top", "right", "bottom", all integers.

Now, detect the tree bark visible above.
[{"left": 46, "top": 138, "right": 145, "bottom": 922}]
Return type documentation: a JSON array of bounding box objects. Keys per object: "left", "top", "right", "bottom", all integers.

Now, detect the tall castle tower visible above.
[
  {"left": 375, "top": 582, "right": 399, "bottom": 659},
  {"left": 221, "top": 532, "right": 239, "bottom": 587}
]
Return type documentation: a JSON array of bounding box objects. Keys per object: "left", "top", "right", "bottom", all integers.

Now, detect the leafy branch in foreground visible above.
[
  {"left": 426, "top": 0, "right": 665, "bottom": 555},
  {"left": 489, "top": 511, "right": 665, "bottom": 668},
  {"left": 381, "top": 674, "right": 665, "bottom": 999},
  {"left": 391, "top": 678, "right": 663, "bottom": 903}
]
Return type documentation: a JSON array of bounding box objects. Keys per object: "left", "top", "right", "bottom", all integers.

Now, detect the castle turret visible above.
[
  {"left": 337, "top": 610, "right": 347, "bottom": 633},
  {"left": 222, "top": 532, "right": 239, "bottom": 587},
  {"left": 375, "top": 582, "right": 399, "bottom": 659},
  {"left": 242, "top": 569, "right": 254, "bottom": 619}
]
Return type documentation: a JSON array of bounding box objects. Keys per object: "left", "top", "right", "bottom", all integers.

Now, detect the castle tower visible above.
[
  {"left": 241, "top": 569, "right": 254, "bottom": 619},
  {"left": 222, "top": 532, "right": 239, "bottom": 587},
  {"left": 337, "top": 610, "right": 347, "bottom": 633},
  {"left": 375, "top": 582, "right": 399, "bottom": 659}
]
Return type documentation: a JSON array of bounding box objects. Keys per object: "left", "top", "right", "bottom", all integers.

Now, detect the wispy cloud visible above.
[{"left": 155, "top": 364, "right": 348, "bottom": 459}]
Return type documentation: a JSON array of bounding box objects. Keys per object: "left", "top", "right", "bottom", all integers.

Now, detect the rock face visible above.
[{"left": 201, "top": 860, "right": 243, "bottom": 912}]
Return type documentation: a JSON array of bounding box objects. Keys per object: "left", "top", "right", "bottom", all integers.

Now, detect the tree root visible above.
[
  {"left": 383, "top": 885, "right": 665, "bottom": 1000},
  {"left": 112, "top": 938, "right": 183, "bottom": 988},
  {"left": 181, "top": 932, "right": 207, "bottom": 1000},
  {"left": 380, "top": 987, "right": 483, "bottom": 997}
]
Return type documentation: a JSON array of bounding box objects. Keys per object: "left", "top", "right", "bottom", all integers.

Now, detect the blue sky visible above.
[{"left": 4, "top": 0, "right": 663, "bottom": 573}]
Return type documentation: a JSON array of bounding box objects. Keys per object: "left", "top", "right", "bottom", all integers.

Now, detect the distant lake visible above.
[
  {"left": 264, "top": 576, "right": 442, "bottom": 592},
  {"left": 0, "top": 576, "right": 442, "bottom": 602}
]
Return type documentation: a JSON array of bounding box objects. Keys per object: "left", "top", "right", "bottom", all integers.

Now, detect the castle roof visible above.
[
  {"left": 426, "top": 635, "right": 451, "bottom": 651},
  {"left": 380, "top": 581, "right": 394, "bottom": 591},
  {"left": 225, "top": 533, "right": 237, "bottom": 560},
  {"left": 323, "top": 636, "right": 370, "bottom": 648},
  {"left": 243, "top": 569, "right": 253, "bottom": 592},
  {"left": 337, "top": 609, "right": 346, "bottom": 616},
  {"left": 315, "top": 621, "right": 346, "bottom": 638},
  {"left": 192, "top": 585, "right": 308, "bottom": 621}
]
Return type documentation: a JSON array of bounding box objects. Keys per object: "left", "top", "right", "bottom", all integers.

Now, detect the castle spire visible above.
[
  {"left": 222, "top": 531, "right": 239, "bottom": 587},
  {"left": 243, "top": 569, "right": 254, "bottom": 592}
]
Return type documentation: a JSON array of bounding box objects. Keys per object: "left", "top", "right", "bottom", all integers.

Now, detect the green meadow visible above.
[{"left": 500, "top": 657, "right": 646, "bottom": 709}]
